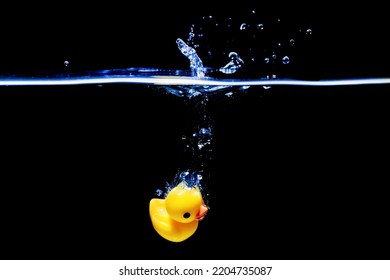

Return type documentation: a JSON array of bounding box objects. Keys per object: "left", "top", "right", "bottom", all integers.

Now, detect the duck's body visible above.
[
  {"left": 149, "top": 183, "right": 208, "bottom": 242},
  {"left": 150, "top": 198, "right": 199, "bottom": 242}
]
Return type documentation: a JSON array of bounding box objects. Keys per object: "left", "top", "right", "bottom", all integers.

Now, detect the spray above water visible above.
[
  {"left": 176, "top": 38, "right": 206, "bottom": 78},
  {"left": 2, "top": 10, "right": 389, "bottom": 96},
  {"left": 176, "top": 39, "right": 244, "bottom": 77}
]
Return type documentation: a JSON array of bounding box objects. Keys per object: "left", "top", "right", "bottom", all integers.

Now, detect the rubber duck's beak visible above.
[{"left": 196, "top": 204, "right": 209, "bottom": 221}]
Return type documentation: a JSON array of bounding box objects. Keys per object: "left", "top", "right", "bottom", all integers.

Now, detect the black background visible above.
[{"left": 1, "top": 1, "right": 389, "bottom": 260}]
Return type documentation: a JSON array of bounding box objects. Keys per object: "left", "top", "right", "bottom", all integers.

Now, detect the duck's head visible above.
[{"left": 165, "top": 182, "right": 209, "bottom": 223}]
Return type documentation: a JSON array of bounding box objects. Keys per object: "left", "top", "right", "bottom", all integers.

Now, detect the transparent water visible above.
[{"left": 1, "top": 1, "right": 390, "bottom": 261}]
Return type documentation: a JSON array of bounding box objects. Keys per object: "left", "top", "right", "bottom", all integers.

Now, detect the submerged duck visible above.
[{"left": 149, "top": 182, "right": 209, "bottom": 242}]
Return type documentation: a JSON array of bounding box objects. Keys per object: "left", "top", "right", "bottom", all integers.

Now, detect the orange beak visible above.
[{"left": 196, "top": 204, "right": 209, "bottom": 221}]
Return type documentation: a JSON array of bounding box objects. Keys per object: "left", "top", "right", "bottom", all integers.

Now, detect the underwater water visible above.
[
  {"left": 1, "top": 2, "right": 390, "bottom": 260},
  {"left": 2, "top": 80, "right": 390, "bottom": 260}
]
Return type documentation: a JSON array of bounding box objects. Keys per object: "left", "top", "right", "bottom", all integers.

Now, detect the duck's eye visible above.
[{"left": 183, "top": 212, "right": 191, "bottom": 219}]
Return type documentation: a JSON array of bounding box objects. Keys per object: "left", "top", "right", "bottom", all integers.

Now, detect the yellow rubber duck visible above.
[{"left": 149, "top": 182, "right": 209, "bottom": 242}]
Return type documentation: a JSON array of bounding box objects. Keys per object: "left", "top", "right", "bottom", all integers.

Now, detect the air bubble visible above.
[
  {"left": 155, "top": 189, "right": 163, "bottom": 197},
  {"left": 240, "top": 23, "right": 248, "bottom": 30}
]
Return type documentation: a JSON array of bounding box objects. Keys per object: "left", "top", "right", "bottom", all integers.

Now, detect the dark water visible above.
[{"left": 1, "top": 1, "right": 389, "bottom": 260}]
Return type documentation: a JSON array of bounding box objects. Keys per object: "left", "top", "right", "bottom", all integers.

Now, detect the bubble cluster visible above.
[
  {"left": 157, "top": 170, "right": 207, "bottom": 202},
  {"left": 183, "top": 9, "right": 313, "bottom": 79}
]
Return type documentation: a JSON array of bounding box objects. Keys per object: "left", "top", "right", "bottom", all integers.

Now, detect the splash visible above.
[
  {"left": 219, "top": 52, "right": 245, "bottom": 74},
  {"left": 176, "top": 38, "right": 245, "bottom": 77},
  {"left": 176, "top": 38, "right": 206, "bottom": 78}
]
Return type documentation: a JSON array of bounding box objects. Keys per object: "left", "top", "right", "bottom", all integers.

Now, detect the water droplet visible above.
[
  {"left": 155, "top": 189, "right": 163, "bottom": 197},
  {"left": 264, "top": 57, "right": 270, "bottom": 64},
  {"left": 257, "top": 23, "right": 264, "bottom": 30},
  {"left": 64, "top": 60, "right": 70, "bottom": 67},
  {"left": 199, "top": 127, "right": 211, "bottom": 136},
  {"left": 220, "top": 52, "right": 245, "bottom": 74},
  {"left": 289, "top": 39, "right": 295, "bottom": 46},
  {"left": 180, "top": 171, "right": 190, "bottom": 181},
  {"left": 306, "top": 28, "right": 313, "bottom": 35},
  {"left": 240, "top": 23, "right": 247, "bottom": 30},
  {"left": 282, "top": 56, "right": 290, "bottom": 64}
]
